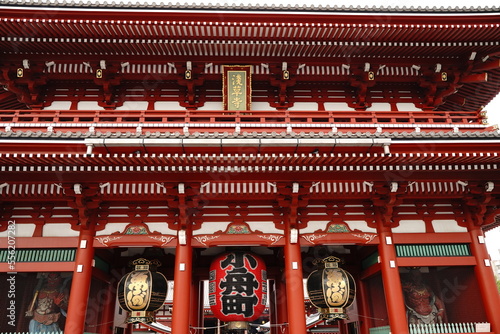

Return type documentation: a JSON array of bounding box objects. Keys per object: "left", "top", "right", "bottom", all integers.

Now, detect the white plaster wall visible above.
[
  {"left": 251, "top": 101, "right": 274, "bottom": 111},
  {"left": 366, "top": 102, "right": 392, "bottom": 111},
  {"left": 299, "top": 221, "right": 329, "bottom": 234},
  {"left": 397, "top": 102, "right": 422, "bottom": 111},
  {"left": 77, "top": 101, "right": 104, "bottom": 110},
  {"left": 247, "top": 222, "right": 283, "bottom": 234},
  {"left": 95, "top": 223, "right": 130, "bottom": 236},
  {"left": 324, "top": 102, "right": 352, "bottom": 111},
  {"left": 193, "top": 221, "right": 283, "bottom": 235},
  {"left": 392, "top": 220, "right": 426, "bottom": 233},
  {"left": 115, "top": 101, "right": 148, "bottom": 110},
  {"left": 43, "top": 223, "right": 79, "bottom": 237},
  {"left": 432, "top": 219, "right": 468, "bottom": 233},
  {"left": 345, "top": 220, "right": 377, "bottom": 233},
  {"left": 0, "top": 223, "right": 35, "bottom": 237},
  {"left": 287, "top": 102, "right": 319, "bottom": 111},
  {"left": 196, "top": 101, "right": 223, "bottom": 110},
  {"left": 154, "top": 101, "right": 185, "bottom": 110},
  {"left": 44, "top": 101, "right": 72, "bottom": 110},
  {"left": 193, "top": 222, "right": 231, "bottom": 235},
  {"left": 143, "top": 223, "right": 175, "bottom": 235}
]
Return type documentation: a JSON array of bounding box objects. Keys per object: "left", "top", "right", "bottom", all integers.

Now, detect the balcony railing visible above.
[
  {"left": 0, "top": 109, "right": 488, "bottom": 135},
  {"left": 370, "top": 322, "right": 492, "bottom": 334},
  {"left": 369, "top": 325, "right": 391, "bottom": 334},
  {"left": 409, "top": 322, "right": 490, "bottom": 333}
]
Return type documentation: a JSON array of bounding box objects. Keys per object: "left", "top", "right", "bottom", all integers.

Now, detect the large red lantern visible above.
[
  {"left": 306, "top": 256, "right": 356, "bottom": 320},
  {"left": 117, "top": 258, "right": 168, "bottom": 324},
  {"left": 209, "top": 251, "right": 267, "bottom": 330}
]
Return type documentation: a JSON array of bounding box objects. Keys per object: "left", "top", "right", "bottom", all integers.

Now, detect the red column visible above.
[
  {"left": 171, "top": 228, "right": 193, "bottom": 334},
  {"left": 376, "top": 214, "right": 409, "bottom": 334},
  {"left": 467, "top": 222, "right": 500, "bottom": 333},
  {"left": 283, "top": 224, "right": 307, "bottom": 334},
  {"left": 65, "top": 226, "right": 96, "bottom": 333}
]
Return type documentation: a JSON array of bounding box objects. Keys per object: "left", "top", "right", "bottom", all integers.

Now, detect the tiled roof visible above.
[
  {"left": 2, "top": 129, "right": 500, "bottom": 139},
  {"left": 1, "top": 0, "right": 499, "bottom": 13}
]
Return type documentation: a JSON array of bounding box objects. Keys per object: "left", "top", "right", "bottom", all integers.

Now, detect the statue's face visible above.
[
  {"left": 409, "top": 270, "right": 423, "bottom": 283},
  {"left": 46, "top": 273, "right": 61, "bottom": 288}
]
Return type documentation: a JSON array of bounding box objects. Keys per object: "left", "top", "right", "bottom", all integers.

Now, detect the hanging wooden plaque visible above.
[{"left": 223, "top": 65, "right": 252, "bottom": 111}]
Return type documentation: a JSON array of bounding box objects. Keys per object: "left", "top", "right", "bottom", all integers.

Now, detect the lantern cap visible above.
[
  {"left": 227, "top": 321, "right": 250, "bottom": 330},
  {"left": 313, "top": 256, "right": 342, "bottom": 269},
  {"left": 130, "top": 258, "right": 162, "bottom": 271}
]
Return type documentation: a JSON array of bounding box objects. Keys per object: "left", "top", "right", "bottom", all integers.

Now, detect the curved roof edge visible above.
[
  {"left": 1, "top": 0, "right": 499, "bottom": 13},
  {"left": 2, "top": 130, "right": 500, "bottom": 140}
]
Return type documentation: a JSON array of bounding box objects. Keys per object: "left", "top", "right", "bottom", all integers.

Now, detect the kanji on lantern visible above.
[{"left": 209, "top": 251, "right": 267, "bottom": 329}]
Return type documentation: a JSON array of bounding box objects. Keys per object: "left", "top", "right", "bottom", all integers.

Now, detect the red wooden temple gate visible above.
[{"left": 0, "top": 2, "right": 500, "bottom": 334}]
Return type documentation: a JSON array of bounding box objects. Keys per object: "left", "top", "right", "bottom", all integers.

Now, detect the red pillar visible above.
[
  {"left": 467, "top": 221, "right": 500, "bottom": 333},
  {"left": 283, "top": 224, "right": 307, "bottom": 334},
  {"left": 64, "top": 226, "right": 96, "bottom": 333},
  {"left": 376, "top": 213, "right": 409, "bottom": 334},
  {"left": 171, "top": 228, "right": 193, "bottom": 334}
]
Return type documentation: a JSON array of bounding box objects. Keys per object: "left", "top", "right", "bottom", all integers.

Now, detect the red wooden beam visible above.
[
  {"left": 0, "top": 262, "right": 75, "bottom": 272},
  {"left": 0, "top": 237, "right": 78, "bottom": 248},
  {"left": 472, "top": 59, "right": 500, "bottom": 72},
  {"left": 397, "top": 256, "right": 476, "bottom": 267},
  {"left": 392, "top": 233, "right": 471, "bottom": 244},
  {"left": 460, "top": 73, "right": 488, "bottom": 83}
]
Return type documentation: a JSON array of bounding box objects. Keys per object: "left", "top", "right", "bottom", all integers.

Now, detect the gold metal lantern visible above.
[
  {"left": 117, "top": 258, "right": 168, "bottom": 324},
  {"left": 306, "top": 256, "right": 356, "bottom": 320}
]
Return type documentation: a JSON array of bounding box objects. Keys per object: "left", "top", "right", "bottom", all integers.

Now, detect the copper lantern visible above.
[
  {"left": 306, "top": 256, "right": 356, "bottom": 320},
  {"left": 209, "top": 251, "right": 267, "bottom": 331},
  {"left": 118, "top": 258, "right": 168, "bottom": 324}
]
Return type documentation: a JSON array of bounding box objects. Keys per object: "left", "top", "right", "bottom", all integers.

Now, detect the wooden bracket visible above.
[
  {"left": 0, "top": 64, "right": 47, "bottom": 108},
  {"left": 66, "top": 183, "right": 101, "bottom": 231},
  {"left": 269, "top": 63, "right": 297, "bottom": 110},
  {"left": 372, "top": 181, "right": 407, "bottom": 227}
]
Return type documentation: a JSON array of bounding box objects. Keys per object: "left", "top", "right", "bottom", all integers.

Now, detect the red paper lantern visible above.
[{"left": 209, "top": 251, "right": 267, "bottom": 330}]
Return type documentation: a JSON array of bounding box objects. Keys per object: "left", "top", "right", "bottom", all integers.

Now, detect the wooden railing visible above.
[
  {"left": 409, "top": 322, "right": 490, "bottom": 333},
  {"left": 369, "top": 322, "right": 491, "bottom": 334},
  {"left": 0, "top": 109, "right": 488, "bottom": 134},
  {"left": 369, "top": 325, "right": 391, "bottom": 334}
]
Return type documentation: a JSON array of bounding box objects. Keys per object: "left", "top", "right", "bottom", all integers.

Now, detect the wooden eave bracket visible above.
[
  {"left": 348, "top": 78, "right": 375, "bottom": 110},
  {"left": 178, "top": 77, "right": 205, "bottom": 109},
  {"left": 269, "top": 63, "right": 297, "bottom": 110},
  {"left": 65, "top": 183, "right": 102, "bottom": 231},
  {"left": 463, "top": 182, "right": 498, "bottom": 226},
  {"left": 0, "top": 65, "right": 47, "bottom": 107},
  {"left": 0, "top": 204, "right": 14, "bottom": 233},
  {"left": 372, "top": 181, "right": 408, "bottom": 227}
]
